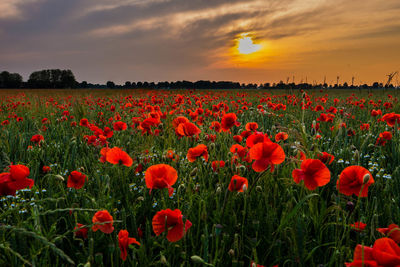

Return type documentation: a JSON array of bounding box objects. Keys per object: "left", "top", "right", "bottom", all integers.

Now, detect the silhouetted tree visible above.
[
  {"left": 106, "top": 81, "right": 115, "bottom": 88},
  {"left": 0, "top": 71, "right": 23, "bottom": 88}
]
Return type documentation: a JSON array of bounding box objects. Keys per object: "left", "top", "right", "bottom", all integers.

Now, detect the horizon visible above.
[{"left": 1, "top": 0, "right": 399, "bottom": 85}]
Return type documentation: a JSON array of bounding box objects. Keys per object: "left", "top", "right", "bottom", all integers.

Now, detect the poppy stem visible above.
[
  {"left": 248, "top": 170, "right": 266, "bottom": 194},
  {"left": 220, "top": 187, "right": 230, "bottom": 220}
]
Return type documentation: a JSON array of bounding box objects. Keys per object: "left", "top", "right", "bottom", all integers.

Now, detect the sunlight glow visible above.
[{"left": 237, "top": 36, "right": 261, "bottom": 54}]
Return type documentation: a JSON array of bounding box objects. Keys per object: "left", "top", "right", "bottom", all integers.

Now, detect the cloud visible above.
[{"left": 0, "top": 0, "right": 399, "bottom": 84}]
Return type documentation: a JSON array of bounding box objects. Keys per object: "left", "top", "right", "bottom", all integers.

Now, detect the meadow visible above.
[{"left": 1, "top": 88, "right": 400, "bottom": 267}]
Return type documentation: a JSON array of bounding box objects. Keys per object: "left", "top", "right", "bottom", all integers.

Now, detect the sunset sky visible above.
[{"left": 1, "top": 0, "right": 399, "bottom": 85}]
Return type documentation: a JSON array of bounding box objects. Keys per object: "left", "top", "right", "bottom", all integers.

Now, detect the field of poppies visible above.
[{"left": 1, "top": 88, "right": 400, "bottom": 266}]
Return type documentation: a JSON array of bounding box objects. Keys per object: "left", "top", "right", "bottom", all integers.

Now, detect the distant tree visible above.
[
  {"left": 80, "top": 81, "right": 88, "bottom": 88},
  {"left": 106, "top": 81, "right": 115, "bottom": 89},
  {"left": 27, "top": 69, "right": 76, "bottom": 88},
  {"left": 0, "top": 71, "right": 23, "bottom": 88},
  {"left": 124, "top": 81, "right": 132, "bottom": 88}
]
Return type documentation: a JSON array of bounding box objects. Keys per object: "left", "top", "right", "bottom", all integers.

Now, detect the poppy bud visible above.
[
  {"left": 256, "top": 186, "right": 262, "bottom": 192},
  {"left": 363, "top": 174, "right": 371, "bottom": 184},
  {"left": 137, "top": 196, "right": 144, "bottom": 201},
  {"left": 353, "top": 150, "right": 359, "bottom": 162},
  {"left": 178, "top": 184, "right": 185, "bottom": 192},
  {"left": 191, "top": 256, "right": 206, "bottom": 264},
  {"left": 160, "top": 255, "right": 168, "bottom": 265},
  {"left": 54, "top": 174, "right": 65, "bottom": 181},
  {"left": 209, "top": 143, "right": 215, "bottom": 151},
  {"left": 242, "top": 184, "right": 247, "bottom": 192},
  {"left": 346, "top": 201, "right": 355, "bottom": 213},
  {"left": 228, "top": 249, "right": 235, "bottom": 257},
  {"left": 79, "top": 167, "right": 85, "bottom": 172},
  {"left": 190, "top": 167, "right": 198, "bottom": 177},
  {"left": 216, "top": 186, "right": 222, "bottom": 194}
]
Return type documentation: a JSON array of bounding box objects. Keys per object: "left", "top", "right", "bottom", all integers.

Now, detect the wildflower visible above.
[
  {"left": 67, "top": 171, "right": 87, "bottom": 189},
  {"left": 337, "top": 166, "right": 374, "bottom": 197},
  {"left": 145, "top": 164, "right": 178, "bottom": 196},
  {"left": 292, "top": 159, "right": 330, "bottom": 190},
  {"left": 105, "top": 147, "right": 133, "bottom": 167},
  {"left": 187, "top": 144, "right": 208, "bottom": 162},
  {"left": 92, "top": 210, "right": 114, "bottom": 234},
  {"left": 152, "top": 209, "right": 192, "bottom": 242},
  {"left": 228, "top": 175, "right": 248, "bottom": 192},
  {"left": 249, "top": 141, "right": 285, "bottom": 172},
  {"left": 118, "top": 230, "right": 140, "bottom": 261}
]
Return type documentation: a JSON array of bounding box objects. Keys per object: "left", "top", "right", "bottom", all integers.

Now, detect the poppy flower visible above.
[
  {"left": 245, "top": 122, "right": 258, "bottom": 132},
  {"left": 372, "top": 237, "right": 400, "bottom": 266},
  {"left": 221, "top": 113, "right": 240, "bottom": 132},
  {"left": 105, "top": 147, "right": 133, "bottom": 167},
  {"left": 228, "top": 175, "right": 248, "bottom": 192},
  {"left": 145, "top": 164, "right": 178, "bottom": 196},
  {"left": 211, "top": 160, "right": 225, "bottom": 172},
  {"left": 292, "top": 159, "right": 330, "bottom": 190},
  {"left": 249, "top": 141, "right": 285, "bottom": 172},
  {"left": 376, "top": 131, "right": 393, "bottom": 146},
  {"left": 42, "top": 166, "right": 51, "bottom": 173},
  {"left": 210, "top": 121, "right": 222, "bottom": 133},
  {"left": 172, "top": 116, "right": 189, "bottom": 128},
  {"left": 233, "top": 135, "right": 243, "bottom": 143},
  {"left": 187, "top": 144, "right": 208, "bottom": 162},
  {"left": 79, "top": 118, "right": 89, "bottom": 127},
  {"left": 67, "top": 171, "right": 87, "bottom": 189},
  {"left": 152, "top": 209, "right": 192, "bottom": 242},
  {"left": 318, "top": 152, "right": 335, "bottom": 165},
  {"left": 118, "top": 230, "right": 140, "bottom": 261},
  {"left": 175, "top": 122, "right": 201, "bottom": 138},
  {"left": 345, "top": 244, "right": 377, "bottom": 267},
  {"left": 246, "top": 132, "right": 271, "bottom": 148},
  {"left": 113, "top": 121, "right": 127, "bottom": 131},
  {"left": 382, "top": 113, "right": 400, "bottom": 127},
  {"left": 0, "top": 165, "right": 34, "bottom": 196},
  {"left": 31, "top": 134, "right": 44, "bottom": 145},
  {"left": 350, "top": 222, "right": 367, "bottom": 232},
  {"left": 92, "top": 210, "right": 114, "bottom": 234},
  {"left": 377, "top": 224, "right": 400, "bottom": 244},
  {"left": 275, "top": 132, "right": 288, "bottom": 142},
  {"left": 74, "top": 223, "right": 88, "bottom": 239},
  {"left": 337, "top": 166, "right": 374, "bottom": 197}
]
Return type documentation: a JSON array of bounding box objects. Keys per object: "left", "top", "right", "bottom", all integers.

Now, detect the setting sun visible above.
[{"left": 237, "top": 35, "right": 261, "bottom": 54}]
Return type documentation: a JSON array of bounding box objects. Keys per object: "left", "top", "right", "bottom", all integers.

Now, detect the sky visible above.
[{"left": 0, "top": 0, "right": 399, "bottom": 85}]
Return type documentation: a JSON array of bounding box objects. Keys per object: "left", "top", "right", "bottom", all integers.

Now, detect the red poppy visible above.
[
  {"left": 172, "top": 116, "right": 189, "bottom": 128},
  {"left": 118, "top": 230, "right": 140, "bottom": 261},
  {"left": 175, "top": 122, "right": 201, "bottom": 137},
  {"left": 275, "top": 132, "right": 288, "bottom": 142},
  {"left": 233, "top": 135, "right": 243, "bottom": 143},
  {"left": 187, "top": 144, "right": 208, "bottom": 162},
  {"left": 74, "top": 223, "right": 88, "bottom": 239},
  {"left": 372, "top": 237, "right": 400, "bottom": 266},
  {"left": 31, "top": 134, "right": 44, "bottom": 145},
  {"left": 350, "top": 222, "right": 367, "bottom": 232},
  {"left": 382, "top": 113, "right": 400, "bottom": 127},
  {"left": 0, "top": 165, "right": 34, "bottom": 196},
  {"left": 79, "top": 118, "right": 89, "bottom": 127},
  {"left": 249, "top": 141, "right": 285, "bottom": 172},
  {"left": 211, "top": 160, "right": 225, "bottom": 172},
  {"left": 377, "top": 224, "right": 400, "bottom": 244},
  {"left": 221, "top": 113, "right": 240, "bottom": 132},
  {"left": 376, "top": 131, "right": 393, "bottom": 146},
  {"left": 245, "top": 122, "right": 258, "bottom": 132},
  {"left": 246, "top": 132, "right": 271, "bottom": 148},
  {"left": 228, "top": 175, "right": 248, "bottom": 192},
  {"left": 337, "top": 166, "right": 374, "bottom": 197},
  {"left": 145, "top": 164, "right": 178, "bottom": 196},
  {"left": 105, "top": 147, "right": 133, "bottom": 167},
  {"left": 292, "top": 159, "right": 330, "bottom": 190},
  {"left": 210, "top": 121, "right": 222, "bottom": 133},
  {"left": 113, "top": 121, "right": 127, "bottom": 131},
  {"left": 42, "top": 166, "right": 51, "bottom": 173},
  {"left": 152, "top": 209, "right": 192, "bottom": 242},
  {"left": 345, "top": 244, "right": 377, "bottom": 267},
  {"left": 67, "top": 171, "right": 87, "bottom": 189},
  {"left": 92, "top": 210, "right": 114, "bottom": 234},
  {"left": 318, "top": 152, "right": 335, "bottom": 165}
]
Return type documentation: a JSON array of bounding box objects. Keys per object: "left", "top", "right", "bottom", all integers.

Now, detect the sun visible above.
[{"left": 237, "top": 35, "right": 261, "bottom": 55}]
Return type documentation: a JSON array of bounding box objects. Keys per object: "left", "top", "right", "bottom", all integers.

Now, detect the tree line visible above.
[{"left": 0, "top": 69, "right": 398, "bottom": 89}]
